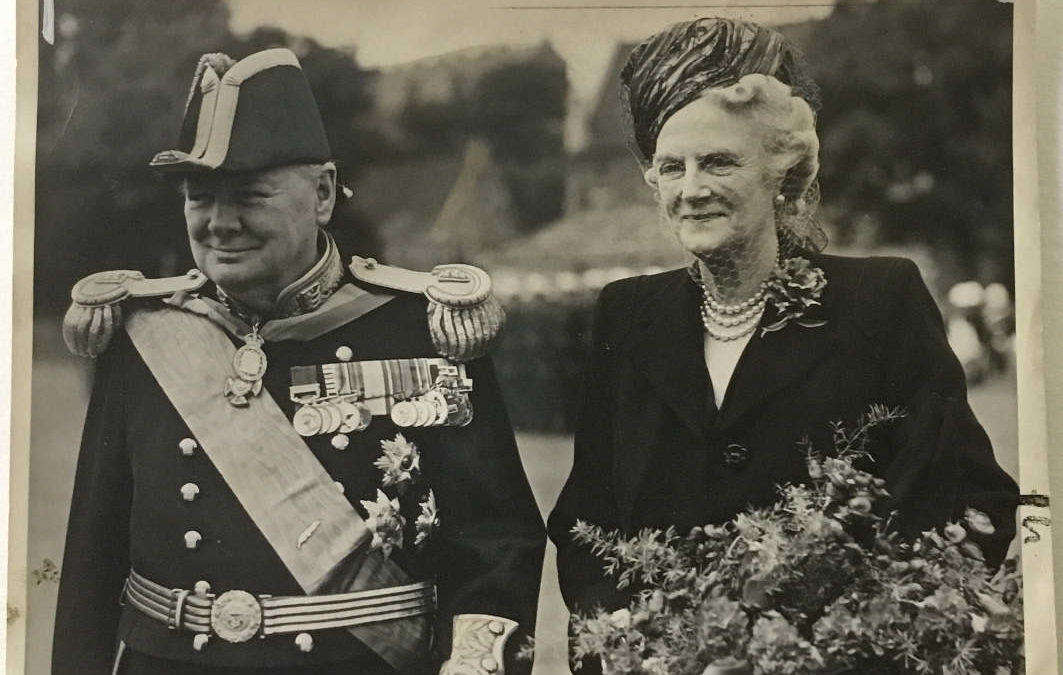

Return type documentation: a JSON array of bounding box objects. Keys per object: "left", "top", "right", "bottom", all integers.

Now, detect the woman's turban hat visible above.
[{"left": 621, "top": 17, "right": 820, "bottom": 162}]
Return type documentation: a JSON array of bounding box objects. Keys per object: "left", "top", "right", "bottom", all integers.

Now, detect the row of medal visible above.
[
  {"left": 288, "top": 357, "right": 474, "bottom": 438},
  {"left": 291, "top": 388, "right": 473, "bottom": 437}
]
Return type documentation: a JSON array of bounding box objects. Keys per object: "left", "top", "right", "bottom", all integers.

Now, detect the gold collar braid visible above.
[{"left": 217, "top": 230, "right": 345, "bottom": 320}]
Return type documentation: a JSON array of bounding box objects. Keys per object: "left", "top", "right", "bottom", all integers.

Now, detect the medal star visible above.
[
  {"left": 415, "top": 489, "right": 439, "bottom": 547},
  {"left": 360, "top": 489, "right": 405, "bottom": 557},
  {"left": 374, "top": 434, "right": 421, "bottom": 492}
]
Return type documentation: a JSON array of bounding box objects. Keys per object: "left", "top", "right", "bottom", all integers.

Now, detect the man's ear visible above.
[
  {"left": 643, "top": 165, "right": 660, "bottom": 198},
  {"left": 314, "top": 162, "right": 338, "bottom": 226}
]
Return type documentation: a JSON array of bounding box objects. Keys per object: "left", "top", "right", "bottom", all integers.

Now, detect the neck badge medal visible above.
[{"left": 225, "top": 324, "right": 268, "bottom": 407}]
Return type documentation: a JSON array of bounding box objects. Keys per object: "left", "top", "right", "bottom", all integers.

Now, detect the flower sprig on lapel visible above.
[{"left": 761, "top": 257, "right": 828, "bottom": 335}]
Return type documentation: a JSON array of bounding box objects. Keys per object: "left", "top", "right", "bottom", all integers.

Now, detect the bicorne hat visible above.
[{"left": 150, "top": 48, "right": 332, "bottom": 173}]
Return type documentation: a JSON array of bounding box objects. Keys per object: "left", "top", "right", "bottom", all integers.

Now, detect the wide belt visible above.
[{"left": 123, "top": 569, "right": 436, "bottom": 644}]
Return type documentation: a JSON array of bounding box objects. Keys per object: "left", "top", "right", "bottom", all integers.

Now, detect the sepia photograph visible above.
[{"left": 9, "top": 0, "right": 1044, "bottom": 673}]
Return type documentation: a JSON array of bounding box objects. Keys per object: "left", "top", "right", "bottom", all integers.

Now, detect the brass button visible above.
[
  {"left": 194, "top": 580, "right": 211, "bottom": 596},
  {"left": 334, "top": 481, "right": 345, "bottom": 494},
  {"left": 335, "top": 346, "right": 354, "bottom": 362},
  {"left": 192, "top": 634, "right": 209, "bottom": 651},
  {"left": 488, "top": 620, "right": 504, "bottom": 635},
  {"left": 331, "top": 433, "right": 350, "bottom": 450},
  {"left": 480, "top": 656, "right": 499, "bottom": 673},
  {"left": 179, "top": 438, "right": 198, "bottom": 456},
  {"left": 295, "top": 632, "right": 314, "bottom": 653},
  {"left": 184, "top": 530, "right": 202, "bottom": 550},
  {"left": 180, "top": 483, "right": 200, "bottom": 502}
]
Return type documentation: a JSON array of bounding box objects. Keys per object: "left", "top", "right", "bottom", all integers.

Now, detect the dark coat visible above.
[
  {"left": 53, "top": 286, "right": 546, "bottom": 675},
  {"left": 548, "top": 253, "right": 1019, "bottom": 621}
]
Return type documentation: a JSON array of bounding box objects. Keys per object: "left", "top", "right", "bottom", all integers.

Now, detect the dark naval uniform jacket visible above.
[
  {"left": 548, "top": 253, "right": 1019, "bottom": 624},
  {"left": 53, "top": 267, "right": 546, "bottom": 674}
]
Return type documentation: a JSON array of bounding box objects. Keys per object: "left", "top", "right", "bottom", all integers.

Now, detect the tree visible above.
[
  {"left": 802, "top": 0, "right": 1013, "bottom": 284},
  {"left": 470, "top": 52, "right": 568, "bottom": 231}
]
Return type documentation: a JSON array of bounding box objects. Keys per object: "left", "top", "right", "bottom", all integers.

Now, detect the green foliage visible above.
[
  {"left": 803, "top": 0, "right": 1013, "bottom": 284},
  {"left": 570, "top": 406, "right": 1023, "bottom": 674}
]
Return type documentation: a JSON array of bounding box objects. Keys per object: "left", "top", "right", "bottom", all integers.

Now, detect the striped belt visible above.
[{"left": 123, "top": 569, "right": 436, "bottom": 644}]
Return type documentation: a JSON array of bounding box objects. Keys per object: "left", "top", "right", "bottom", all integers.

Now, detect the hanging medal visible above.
[{"left": 225, "top": 324, "right": 268, "bottom": 407}]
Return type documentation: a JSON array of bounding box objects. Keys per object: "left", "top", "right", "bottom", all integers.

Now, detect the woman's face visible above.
[{"left": 647, "top": 95, "right": 779, "bottom": 258}]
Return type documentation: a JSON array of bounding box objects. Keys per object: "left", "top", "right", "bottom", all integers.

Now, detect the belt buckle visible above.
[{"left": 210, "top": 590, "right": 263, "bottom": 643}]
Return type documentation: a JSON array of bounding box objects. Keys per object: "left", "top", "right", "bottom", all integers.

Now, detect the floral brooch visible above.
[{"left": 760, "top": 256, "right": 828, "bottom": 335}]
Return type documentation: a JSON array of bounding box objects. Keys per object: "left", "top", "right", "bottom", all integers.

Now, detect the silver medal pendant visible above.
[{"left": 226, "top": 328, "right": 267, "bottom": 407}]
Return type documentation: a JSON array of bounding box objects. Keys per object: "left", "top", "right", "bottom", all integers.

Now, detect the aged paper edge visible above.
[
  {"left": 7, "top": 0, "right": 37, "bottom": 671},
  {"left": 1014, "top": 0, "right": 1059, "bottom": 672}
]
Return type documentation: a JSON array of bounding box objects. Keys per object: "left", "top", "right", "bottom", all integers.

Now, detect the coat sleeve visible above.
[
  {"left": 429, "top": 355, "right": 546, "bottom": 675},
  {"left": 872, "top": 258, "right": 1019, "bottom": 567},
  {"left": 547, "top": 281, "right": 634, "bottom": 617},
  {"left": 52, "top": 336, "right": 133, "bottom": 675}
]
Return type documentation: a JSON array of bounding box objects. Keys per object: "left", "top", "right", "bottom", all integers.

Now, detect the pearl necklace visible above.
[
  {"left": 699, "top": 281, "right": 768, "bottom": 342},
  {"left": 700, "top": 300, "right": 765, "bottom": 341},
  {"left": 702, "top": 285, "right": 767, "bottom": 315}
]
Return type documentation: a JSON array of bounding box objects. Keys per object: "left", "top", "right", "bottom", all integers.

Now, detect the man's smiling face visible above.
[{"left": 183, "top": 164, "right": 331, "bottom": 302}]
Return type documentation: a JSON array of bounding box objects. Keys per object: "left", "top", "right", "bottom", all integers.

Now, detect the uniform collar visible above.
[
  {"left": 168, "top": 230, "right": 398, "bottom": 342},
  {"left": 216, "top": 230, "right": 345, "bottom": 321}
]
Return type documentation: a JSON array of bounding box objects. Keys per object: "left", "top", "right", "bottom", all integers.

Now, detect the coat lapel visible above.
[
  {"left": 716, "top": 287, "right": 839, "bottom": 430},
  {"left": 627, "top": 271, "right": 710, "bottom": 440}
]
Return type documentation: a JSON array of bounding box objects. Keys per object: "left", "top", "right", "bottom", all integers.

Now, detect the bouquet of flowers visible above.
[{"left": 570, "top": 406, "right": 1023, "bottom": 675}]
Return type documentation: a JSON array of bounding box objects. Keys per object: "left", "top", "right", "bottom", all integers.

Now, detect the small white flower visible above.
[{"left": 608, "top": 608, "right": 632, "bottom": 629}]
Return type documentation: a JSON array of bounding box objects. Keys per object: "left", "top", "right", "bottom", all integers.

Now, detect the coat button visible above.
[
  {"left": 331, "top": 433, "right": 350, "bottom": 450},
  {"left": 295, "top": 632, "right": 314, "bottom": 652},
  {"left": 179, "top": 438, "right": 198, "bottom": 456},
  {"left": 192, "top": 634, "right": 209, "bottom": 651},
  {"left": 721, "top": 443, "right": 750, "bottom": 467},
  {"left": 194, "top": 580, "right": 211, "bottom": 596},
  {"left": 180, "top": 483, "right": 200, "bottom": 502},
  {"left": 335, "top": 346, "right": 354, "bottom": 362},
  {"left": 184, "top": 530, "right": 202, "bottom": 550}
]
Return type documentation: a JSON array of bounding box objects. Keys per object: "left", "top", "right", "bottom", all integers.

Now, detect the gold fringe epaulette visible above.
[
  {"left": 350, "top": 257, "right": 505, "bottom": 363},
  {"left": 62, "top": 269, "right": 209, "bottom": 358}
]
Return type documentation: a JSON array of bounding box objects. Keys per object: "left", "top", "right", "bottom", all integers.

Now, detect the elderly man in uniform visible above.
[{"left": 54, "top": 48, "right": 545, "bottom": 675}]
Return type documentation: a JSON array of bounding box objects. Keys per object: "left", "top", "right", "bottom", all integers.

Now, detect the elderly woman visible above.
[{"left": 547, "top": 17, "right": 1019, "bottom": 641}]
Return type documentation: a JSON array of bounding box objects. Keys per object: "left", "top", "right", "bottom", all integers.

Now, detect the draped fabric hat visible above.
[
  {"left": 150, "top": 48, "right": 332, "bottom": 173},
  {"left": 621, "top": 18, "right": 821, "bottom": 162}
]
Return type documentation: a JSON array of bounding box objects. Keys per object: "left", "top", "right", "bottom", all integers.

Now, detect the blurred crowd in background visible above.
[{"left": 34, "top": 0, "right": 1015, "bottom": 431}]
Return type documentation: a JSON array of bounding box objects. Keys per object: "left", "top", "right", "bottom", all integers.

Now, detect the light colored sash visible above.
[{"left": 124, "top": 305, "right": 430, "bottom": 673}]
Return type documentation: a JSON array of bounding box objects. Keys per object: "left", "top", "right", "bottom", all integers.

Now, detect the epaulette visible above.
[
  {"left": 350, "top": 256, "right": 505, "bottom": 363},
  {"left": 62, "top": 269, "right": 209, "bottom": 358}
]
